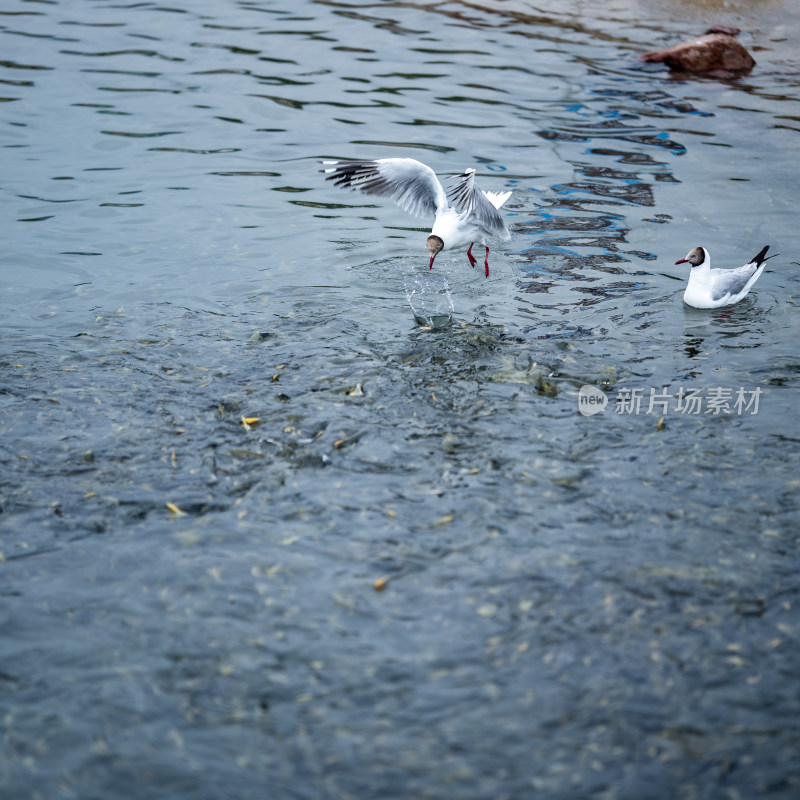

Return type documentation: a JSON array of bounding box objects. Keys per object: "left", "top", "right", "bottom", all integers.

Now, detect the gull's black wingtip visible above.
[{"left": 752, "top": 245, "right": 770, "bottom": 265}]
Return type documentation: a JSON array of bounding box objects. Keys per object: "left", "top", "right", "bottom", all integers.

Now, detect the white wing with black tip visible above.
[
  {"left": 321, "top": 158, "right": 448, "bottom": 220},
  {"left": 446, "top": 168, "right": 511, "bottom": 241},
  {"left": 710, "top": 245, "right": 770, "bottom": 302}
]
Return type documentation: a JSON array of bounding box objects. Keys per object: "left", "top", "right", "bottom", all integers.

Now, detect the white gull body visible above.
[
  {"left": 676, "top": 245, "right": 773, "bottom": 308},
  {"left": 322, "top": 157, "right": 512, "bottom": 277}
]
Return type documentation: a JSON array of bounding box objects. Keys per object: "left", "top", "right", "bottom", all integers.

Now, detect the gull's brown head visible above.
[
  {"left": 426, "top": 235, "right": 444, "bottom": 270},
  {"left": 675, "top": 246, "right": 706, "bottom": 268}
]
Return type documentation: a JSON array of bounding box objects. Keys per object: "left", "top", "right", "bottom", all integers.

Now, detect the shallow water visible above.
[{"left": 2, "top": 1, "right": 800, "bottom": 797}]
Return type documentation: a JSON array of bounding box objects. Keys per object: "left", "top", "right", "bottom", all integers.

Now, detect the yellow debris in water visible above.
[
  {"left": 373, "top": 576, "right": 389, "bottom": 592},
  {"left": 166, "top": 502, "right": 187, "bottom": 517},
  {"left": 657, "top": 417, "right": 665, "bottom": 431},
  {"left": 241, "top": 416, "right": 261, "bottom": 431}
]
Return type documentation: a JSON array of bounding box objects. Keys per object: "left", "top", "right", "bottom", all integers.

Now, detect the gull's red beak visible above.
[
  {"left": 675, "top": 258, "right": 688, "bottom": 265},
  {"left": 426, "top": 235, "right": 444, "bottom": 272}
]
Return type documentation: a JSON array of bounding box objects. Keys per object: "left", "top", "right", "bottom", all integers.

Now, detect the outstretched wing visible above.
[
  {"left": 447, "top": 169, "right": 511, "bottom": 240},
  {"left": 321, "top": 158, "right": 447, "bottom": 219}
]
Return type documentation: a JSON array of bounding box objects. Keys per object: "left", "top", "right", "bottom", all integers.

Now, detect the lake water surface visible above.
[{"left": 2, "top": 1, "right": 800, "bottom": 797}]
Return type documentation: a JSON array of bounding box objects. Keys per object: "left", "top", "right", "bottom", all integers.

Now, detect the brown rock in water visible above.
[{"left": 640, "top": 30, "right": 755, "bottom": 75}]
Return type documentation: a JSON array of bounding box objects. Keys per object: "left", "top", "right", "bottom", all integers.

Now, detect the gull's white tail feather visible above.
[{"left": 483, "top": 190, "right": 512, "bottom": 210}]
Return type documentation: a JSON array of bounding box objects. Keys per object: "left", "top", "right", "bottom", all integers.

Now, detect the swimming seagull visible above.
[
  {"left": 321, "top": 158, "right": 512, "bottom": 277},
  {"left": 675, "top": 244, "right": 776, "bottom": 308}
]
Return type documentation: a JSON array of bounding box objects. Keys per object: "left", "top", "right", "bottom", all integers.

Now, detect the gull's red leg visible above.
[
  {"left": 466, "top": 242, "right": 477, "bottom": 268},
  {"left": 484, "top": 245, "right": 490, "bottom": 278}
]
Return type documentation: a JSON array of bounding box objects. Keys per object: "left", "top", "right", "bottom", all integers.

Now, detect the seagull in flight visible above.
[
  {"left": 676, "top": 244, "right": 776, "bottom": 308},
  {"left": 321, "top": 158, "right": 512, "bottom": 277}
]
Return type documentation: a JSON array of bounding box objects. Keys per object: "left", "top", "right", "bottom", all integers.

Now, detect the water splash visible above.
[{"left": 404, "top": 268, "right": 455, "bottom": 329}]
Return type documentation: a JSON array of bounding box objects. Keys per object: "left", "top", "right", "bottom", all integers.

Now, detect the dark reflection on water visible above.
[{"left": 3, "top": 0, "right": 800, "bottom": 798}]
